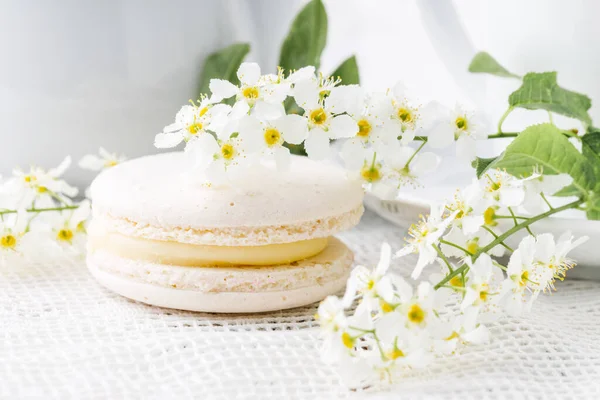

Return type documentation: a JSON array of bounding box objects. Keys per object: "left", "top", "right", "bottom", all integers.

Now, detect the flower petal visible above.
[
  {"left": 237, "top": 62, "right": 261, "bottom": 86},
  {"left": 209, "top": 79, "right": 238, "bottom": 101},
  {"left": 304, "top": 130, "right": 330, "bottom": 160},
  {"left": 273, "top": 114, "right": 308, "bottom": 145},
  {"left": 329, "top": 114, "right": 357, "bottom": 139},
  {"left": 154, "top": 132, "right": 183, "bottom": 149}
]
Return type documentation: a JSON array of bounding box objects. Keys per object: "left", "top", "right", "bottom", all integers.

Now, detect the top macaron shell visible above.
[{"left": 90, "top": 153, "right": 364, "bottom": 245}]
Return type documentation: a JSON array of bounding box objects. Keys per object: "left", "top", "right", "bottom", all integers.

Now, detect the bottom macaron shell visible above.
[{"left": 87, "top": 238, "right": 354, "bottom": 313}]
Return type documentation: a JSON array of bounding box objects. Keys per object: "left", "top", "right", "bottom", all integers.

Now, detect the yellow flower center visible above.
[
  {"left": 57, "top": 229, "right": 73, "bottom": 242},
  {"left": 1, "top": 235, "right": 17, "bottom": 249},
  {"left": 455, "top": 116, "right": 467, "bottom": 130},
  {"left": 407, "top": 304, "right": 425, "bottom": 324},
  {"left": 187, "top": 122, "right": 203, "bottom": 134},
  {"left": 397, "top": 107, "right": 413, "bottom": 123},
  {"left": 380, "top": 300, "right": 394, "bottom": 313},
  {"left": 24, "top": 175, "right": 36, "bottom": 183},
  {"left": 264, "top": 128, "right": 282, "bottom": 147},
  {"left": 242, "top": 86, "right": 259, "bottom": 99},
  {"left": 356, "top": 119, "right": 372, "bottom": 137},
  {"left": 467, "top": 240, "right": 479, "bottom": 254},
  {"left": 386, "top": 348, "right": 405, "bottom": 360},
  {"left": 198, "top": 106, "right": 209, "bottom": 117},
  {"left": 360, "top": 165, "right": 382, "bottom": 183},
  {"left": 309, "top": 108, "right": 327, "bottom": 125},
  {"left": 76, "top": 221, "right": 86, "bottom": 233},
  {"left": 104, "top": 160, "right": 118, "bottom": 168},
  {"left": 479, "top": 283, "right": 490, "bottom": 302},
  {"left": 519, "top": 270, "right": 529, "bottom": 287},
  {"left": 221, "top": 143, "right": 236, "bottom": 160},
  {"left": 37, "top": 186, "right": 48, "bottom": 193},
  {"left": 483, "top": 207, "right": 497, "bottom": 226},
  {"left": 366, "top": 279, "right": 375, "bottom": 290},
  {"left": 449, "top": 276, "right": 464, "bottom": 288},
  {"left": 341, "top": 332, "right": 354, "bottom": 349}
]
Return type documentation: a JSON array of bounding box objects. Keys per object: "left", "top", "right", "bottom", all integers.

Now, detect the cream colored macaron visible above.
[{"left": 87, "top": 152, "right": 364, "bottom": 313}]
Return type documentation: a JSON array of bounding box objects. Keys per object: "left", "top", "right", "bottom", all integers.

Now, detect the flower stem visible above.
[
  {"left": 475, "top": 199, "right": 584, "bottom": 258},
  {"left": 481, "top": 225, "right": 514, "bottom": 252},
  {"left": 0, "top": 205, "right": 79, "bottom": 216},
  {"left": 434, "top": 265, "right": 468, "bottom": 290},
  {"left": 497, "top": 107, "right": 514, "bottom": 134},
  {"left": 435, "top": 198, "right": 584, "bottom": 290},
  {"left": 509, "top": 207, "right": 534, "bottom": 236},
  {"left": 540, "top": 192, "right": 554, "bottom": 210},
  {"left": 432, "top": 243, "right": 454, "bottom": 273},
  {"left": 404, "top": 140, "right": 427, "bottom": 169},
  {"left": 438, "top": 239, "right": 472, "bottom": 256}
]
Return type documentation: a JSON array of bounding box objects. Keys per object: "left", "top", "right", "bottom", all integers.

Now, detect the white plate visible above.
[{"left": 364, "top": 168, "right": 600, "bottom": 280}]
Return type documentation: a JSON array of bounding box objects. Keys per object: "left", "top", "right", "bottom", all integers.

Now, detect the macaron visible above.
[{"left": 86, "top": 152, "right": 364, "bottom": 313}]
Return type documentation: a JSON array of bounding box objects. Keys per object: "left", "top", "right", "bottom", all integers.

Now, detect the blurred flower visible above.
[{"left": 79, "top": 148, "right": 126, "bottom": 171}]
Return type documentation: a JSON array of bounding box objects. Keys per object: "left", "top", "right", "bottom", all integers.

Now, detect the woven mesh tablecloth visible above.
[{"left": 1, "top": 211, "right": 600, "bottom": 399}]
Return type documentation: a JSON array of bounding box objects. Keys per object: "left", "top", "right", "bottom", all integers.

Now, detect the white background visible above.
[{"left": 1, "top": 0, "right": 599, "bottom": 186}]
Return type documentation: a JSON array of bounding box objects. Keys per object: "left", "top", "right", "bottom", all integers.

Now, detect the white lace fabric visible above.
[{"left": 2, "top": 211, "right": 600, "bottom": 399}]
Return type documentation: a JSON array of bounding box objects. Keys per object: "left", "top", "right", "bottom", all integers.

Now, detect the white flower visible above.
[
  {"left": 445, "top": 179, "right": 486, "bottom": 235},
  {"left": 373, "top": 313, "right": 433, "bottom": 369},
  {"left": 49, "top": 200, "right": 91, "bottom": 251},
  {"left": 291, "top": 72, "right": 341, "bottom": 107},
  {"left": 2, "top": 156, "right": 78, "bottom": 209},
  {"left": 533, "top": 232, "right": 588, "bottom": 292},
  {"left": 378, "top": 142, "right": 440, "bottom": 189},
  {"left": 499, "top": 232, "right": 587, "bottom": 316},
  {"left": 441, "top": 226, "right": 505, "bottom": 259},
  {"left": 293, "top": 82, "right": 356, "bottom": 160},
  {"left": 332, "top": 88, "right": 395, "bottom": 168},
  {"left": 431, "top": 307, "right": 490, "bottom": 354},
  {"left": 209, "top": 62, "right": 289, "bottom": 108},
  {"left": 428, "top": 104, "right": 486, "bottom": 161},
  {"left": 499, "top": 235, "right": 538, "bottom": 316},
  {"left": 395, "top": 281, "right": 438, "bottom": 329},
  {"left": 0, "top": 209, "right": 31, "bottom": 261},
  {"left": 387, "top": 82, "right": 423, "bottom": 144},
  {"left": 395, "top": 204, "right": 457, "bottom": 279},
  {"left": 154, "top": 99, "right": 231, "bottom": 149},
  {"left": 79, "top": 148, "right": 126, "bottom": 171},
  {"left": 186, "top": 133, "right": 253, "bottom": 184},
  {"left": 522, "top": 170, "right": 573, "bottom": 214},
  {"left": 318, "top": 294, "right": 372, "bottom": 365},
  {"left": 349, "top": 243, "right": 395, "bottom": 307},
  {"left": 237, "top": 114, "right": 307, "bottom": 171},
  {"left": 317, "top": 295, "right": 349, "bottom": 333},
  {"left": 481, "top": 169, "right": 539, "bottom": 208},
  {"left": 461, "top": 253, "right": 504, "bottom": 311}
]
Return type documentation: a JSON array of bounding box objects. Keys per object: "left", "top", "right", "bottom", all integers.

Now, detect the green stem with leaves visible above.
[{"left": 434, "top": 198, "right": 584, "bottom": 289}]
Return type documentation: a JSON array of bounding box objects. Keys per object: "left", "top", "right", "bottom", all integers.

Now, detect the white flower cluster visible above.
[
  {"left": 0, "top": 148, "right": 125, "bottom": 265},
  {"left": 154, "top": 62, "right": 483, "bottom": 192},
  {"left": 318, "top": 168, "right": 587, "bottom": 386}
]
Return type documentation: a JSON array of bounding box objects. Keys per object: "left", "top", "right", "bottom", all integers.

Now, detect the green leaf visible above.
[
  {"left": 488, "top": 123, "right": 596, "bottom": 193},
  {"left": 582, "top": 129, "right": 600, "bottom": 192},
  {"left": 197, "top": 43, "right": 250, "bottom": 96},
  {"left": 279, "top": 0, "right": 327, "bottom": 71},
  {"left": 553, "top": 184, "right": 582, "bottom": 197},
  {"left": 331, "top": 55, "right": 360, "bottom": 85},
  {"left": 508, "top": 72, "right": 593, "bottom": 125},
  {"left": 472, "top": 156, "right": 499, "bottom": 178},
  {"left": 586, "top": 192, "right": 600, "bottom": 220},
  {"left": 468, "top": 52, "right": 519, "bottom": 78}
]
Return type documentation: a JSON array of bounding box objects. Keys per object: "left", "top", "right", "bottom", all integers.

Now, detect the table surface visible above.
[{"left": 1, "top": 211, "right": 600, "bottom": 399}]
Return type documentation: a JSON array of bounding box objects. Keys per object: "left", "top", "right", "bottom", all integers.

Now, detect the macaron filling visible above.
[{"left": 88, "top": 231, "right": 330, "bottom": 266}]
